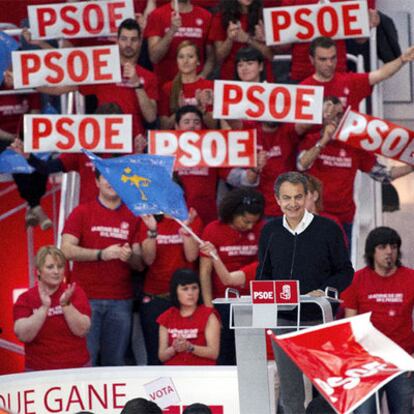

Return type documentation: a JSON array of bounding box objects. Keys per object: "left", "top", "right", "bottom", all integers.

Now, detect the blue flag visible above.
[
  {"left": 84, "top": 151, "right": 188, "bottom": 220},
  {"left": 0, "top": 32, "right": 19, "bottom": 84},
  {"left": 0, "top": 149, "right": 34, "bottom": 174}
]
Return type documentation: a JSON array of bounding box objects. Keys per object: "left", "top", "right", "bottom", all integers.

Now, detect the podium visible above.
[{"left": 213, "top": 291, "right": 335, "bottom": 414}]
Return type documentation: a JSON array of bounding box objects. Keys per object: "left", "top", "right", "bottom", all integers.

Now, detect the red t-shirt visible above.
[
  {"left": 134, "top": 0, "right": 219, "bottom": 12},
  {"left": 201, "top": 219, "right": 263, "bottom": 298},
  {"left": 300, "top": 72, "right": 372, "bottom": 111},
  {"left": 79, "top": 64, "right": 158, "bottom": 136},
  {"left": 157, "top": 304, "right": 218, "bottom": 365},
  {"left": 62, "top": 199, "right": 141, "bottom": 299},
  {"left": 159, "top": 77, "right": 214, "bottom": 117},
  {"left": 139, "top": 216, "right": 204, "bottom": 295},
  {"left": 177, "top": 167, "right": 228, "bottom": 225},
  {"left": 13, "top": 283, "right": 91, "bottom": 370},
  {"left": 280, "top": 0, "right": 349, "bottom": 81},
  {"left": 341, "top": 266, "right": 414, "bottom": 354},
  {"left": 241, "top": 261, "right": 258, "bottom": 287},
  {"left": 243, "top": 121, "right": 298, "bottom": 217},
  {"left": 0, "top": 89, "right": 41, "bottom": 136},
  {"left": 144, "top": 3, "right": 212, "bottom": 85},
  {"left": 208, "top": 13, "right": 274, "bottom": 82},
  {"left": 299, "top": 132, "right": 376, "bottom": 223}
]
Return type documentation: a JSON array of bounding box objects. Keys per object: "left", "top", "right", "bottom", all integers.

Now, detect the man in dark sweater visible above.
[{"left": 256, "top": 171, "right": 353, "bottom": 414}]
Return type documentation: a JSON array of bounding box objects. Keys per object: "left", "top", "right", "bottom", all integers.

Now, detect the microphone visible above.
[
  {"left": 386, "top": 257, "right": 392, "bottom": 268},
  {"left": 257, "top": 232, "right": 274, "bottom": 280}
]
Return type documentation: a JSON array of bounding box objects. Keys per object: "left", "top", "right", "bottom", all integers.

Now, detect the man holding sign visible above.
[
  {"left": 298, "top": 97, "right": 414, "bottom": 245},
  {"left": 301, "top": 35, "right": 414, "bottom": 110},
  {"left": 40, "top": 18, "right": 158, "bottom": 140},
  {"left": 151, "top": 105, "right": 260, "bottom": 224}
]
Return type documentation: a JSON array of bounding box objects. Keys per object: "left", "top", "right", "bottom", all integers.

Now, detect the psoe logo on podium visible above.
[
  {"left": 250, "top": 280, "right": 278, "bottom": 327},
  {"left": 275, "top": 280, "right": 299, "bottom": 305},
  {"left": 251, "top": 280, "right": 276, "bottom": 304}
]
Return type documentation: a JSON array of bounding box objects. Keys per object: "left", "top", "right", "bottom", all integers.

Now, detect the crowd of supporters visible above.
[{"left": 3, "top": 0, "right": 414, "bottom": 379}]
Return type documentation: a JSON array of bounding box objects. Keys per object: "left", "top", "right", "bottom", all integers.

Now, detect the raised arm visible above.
[
  {"left": 148, "top": 12, "right": 181, "bottom": 64},
  {"left": 369, "top": 45, "right": 414, "bottom": 86},
  {"left": 200, "top": 241, "right": 246, "bottom": 286}
]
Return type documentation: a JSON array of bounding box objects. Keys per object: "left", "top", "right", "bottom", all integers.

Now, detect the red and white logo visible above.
[
  {"left": 251, "top": 281, "right": 276, "bottom": 304},
  {"left": 334, "top": 109, "right": 414, "bottom": 166},
  {"left": 275, "top": 280, "right": 299, "bottom": 304},
  {"left": 263, "top": 1, "right": 369, "bottom": 46},
  {"left": 213, "top": 80, "right": 323, "bottom": 124}
]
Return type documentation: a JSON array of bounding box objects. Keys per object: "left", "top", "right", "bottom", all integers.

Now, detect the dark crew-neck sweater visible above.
[{"left": 256, "top": 215, "right": 354, "bottom": 320}]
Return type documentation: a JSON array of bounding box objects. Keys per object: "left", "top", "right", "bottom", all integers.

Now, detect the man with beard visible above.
[{"left": 342, "top": 227, "right": 414, "bottom": 413}]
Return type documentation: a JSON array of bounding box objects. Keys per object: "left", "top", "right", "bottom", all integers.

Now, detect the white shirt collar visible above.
[{"left": 282, "top": 209, "right": 314, "bottom": 235}]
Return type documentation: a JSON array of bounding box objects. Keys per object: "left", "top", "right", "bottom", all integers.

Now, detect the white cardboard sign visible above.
[
  {"left": 24, "top": 115, "right": 132, "bottom": 153},
  {"left": 263, "top": 1, "right": 370, "bottom": 45},
  {"left": 143, "top": 377, "right": 181, "bottom": 409},
  {"left": 28, "top": 0, "right": 135, "bottom": 40},
  {"left": 213, "top": 80, "right": 323, "bottom": 124},
  {"left": 12, "top": 45, "right": 121, "bottom": 89}
]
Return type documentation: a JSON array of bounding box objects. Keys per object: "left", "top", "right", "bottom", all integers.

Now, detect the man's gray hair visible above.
[{"left": 274, "top": 172, "right": 308, "bottom": 198}]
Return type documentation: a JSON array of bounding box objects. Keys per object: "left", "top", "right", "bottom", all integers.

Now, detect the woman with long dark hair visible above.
[{"left": 200, "top": 188, "right": 264, "bottom": 364}]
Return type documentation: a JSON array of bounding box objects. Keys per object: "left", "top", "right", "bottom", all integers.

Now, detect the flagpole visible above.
[
  {"left": 375, "top": 391, "right": 380, "bottom": 414},
  {"left": 173, "top": 217, "right": 219, "bottom": 260}
]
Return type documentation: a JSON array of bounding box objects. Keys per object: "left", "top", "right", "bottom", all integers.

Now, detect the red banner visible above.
[
  {"left": 148, "top": 129, "right": 256, "bottom": 169},
  {"left": 334, "top": 109, "right": 414, "bottom": 166},
  {"left": 24, "top": 115, "right": 132, "bottom": 153},
  {"left": 12, "top": 46, "right": 121, "bottom": 89},
  {"left": 213, "top": 80, "right": 323, "bottom": 124},
  {"left": 270, "top": 313, "right": 414, "bottom": 414},
  {"left": 28, "top": 0, "right": 134, "bottom": 40},
  {"left": 263, "top": 1, "right": 369, "bottom": 46}
]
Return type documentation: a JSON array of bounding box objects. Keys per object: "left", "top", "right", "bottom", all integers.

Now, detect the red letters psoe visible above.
[
  {"left": 334, "top": 109, "right": 414, "bottom": 166},
  {"left": 12, "top": 45, "right": 121, "bottom": 89},
  {"left": 213, "top": 80, "right": 323, "bottom": 124},
  {"left": 148, "top": 129, "right": 257, "bottom": 169},
  {"left": 263, "top": 1, "right": 369, "bottom": 46},
  {"left": 24, "top": 115, "right": 132, "bottom": 153},
  {"left": 28, "top": 0, "right": 134, "bottom": 40}
]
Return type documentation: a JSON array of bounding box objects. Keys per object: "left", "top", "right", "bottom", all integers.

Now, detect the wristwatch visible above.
[
  {"left": 147, "top": 229, "right": 158, "bottom": 239},
  {"left": 315, "top": 141, "right": 325, "bottom": 150}
]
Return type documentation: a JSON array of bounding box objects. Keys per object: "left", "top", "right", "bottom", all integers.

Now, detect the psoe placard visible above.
[
  {"left": 12, "top": 45, "right": 121, "bottom": 89},
  {"left": 24, "top": 115, "right": 132, "bottom": 153}
]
